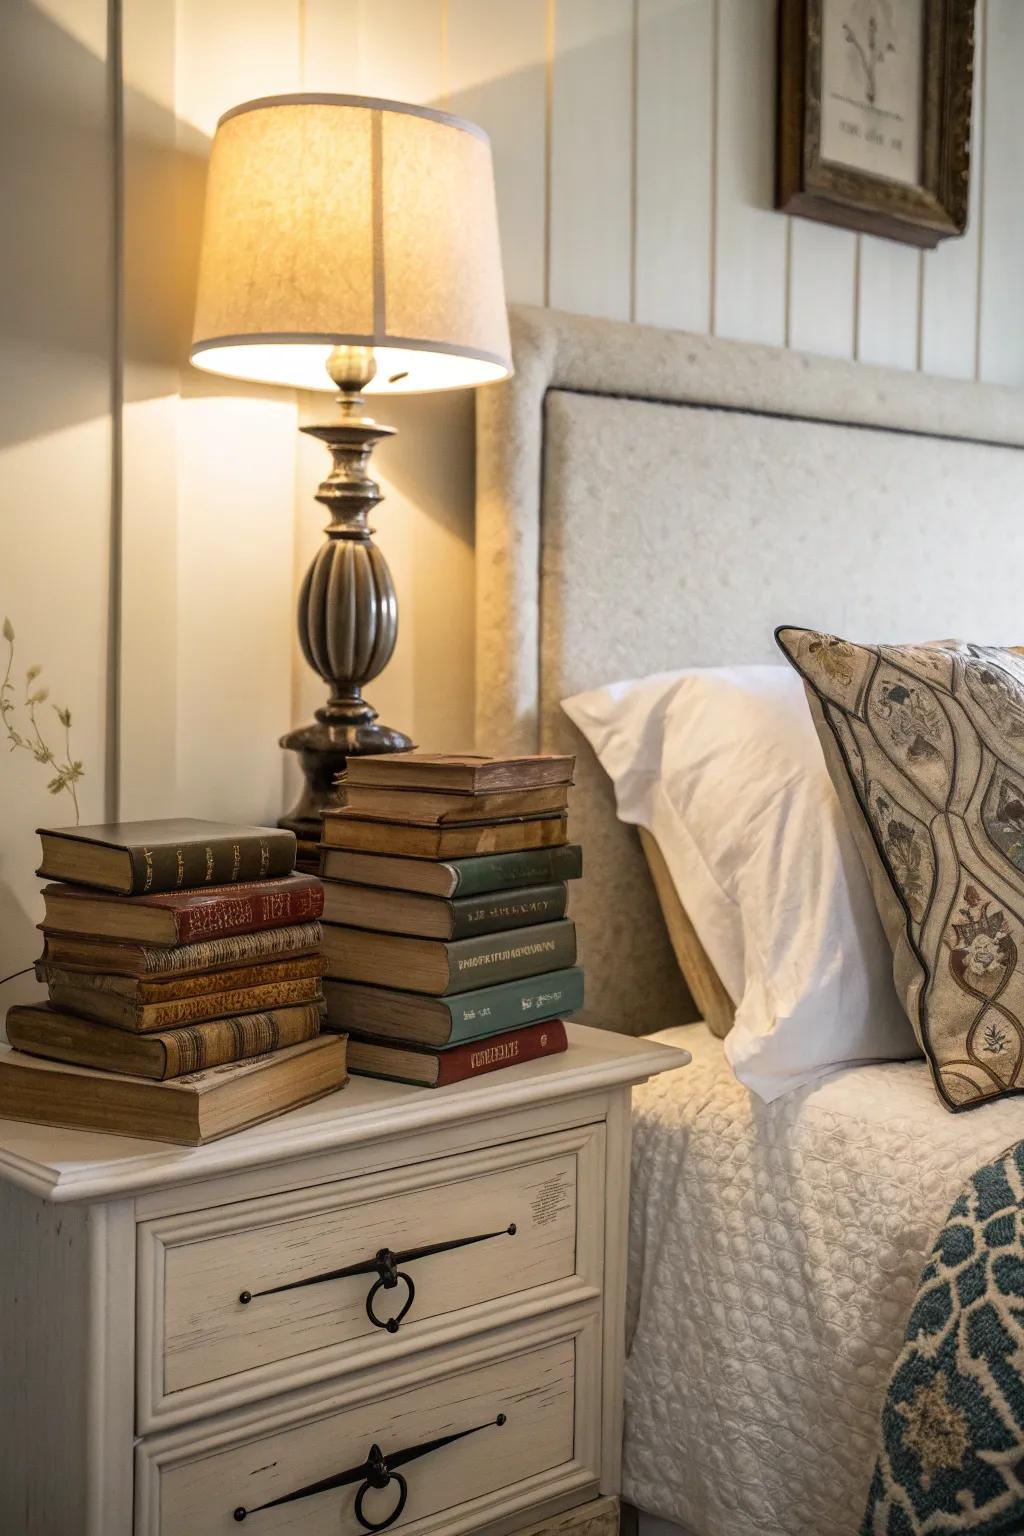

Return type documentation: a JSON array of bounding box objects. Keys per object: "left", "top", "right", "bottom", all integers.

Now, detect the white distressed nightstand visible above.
[{"left": 0, "top": 1023, "right": 687, "bottom": 1536}]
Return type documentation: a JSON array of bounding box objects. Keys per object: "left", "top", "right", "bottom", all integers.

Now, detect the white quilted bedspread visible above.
[{"left": 623, "top": 1024, "right": 1024, "bottom": 1536}]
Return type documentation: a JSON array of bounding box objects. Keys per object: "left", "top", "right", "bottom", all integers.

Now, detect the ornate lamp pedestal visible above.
[{"left": 280, "top": 346, "right": 413, "bottom": 841}]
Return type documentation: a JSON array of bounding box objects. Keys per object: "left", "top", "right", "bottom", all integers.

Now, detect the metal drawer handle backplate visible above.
[
  {"left": 233, "top": 1414, "right": 507, "bottom": 1530},
  {"left": 239, "top": 1222, "right": 517, "bottom": 1335}
]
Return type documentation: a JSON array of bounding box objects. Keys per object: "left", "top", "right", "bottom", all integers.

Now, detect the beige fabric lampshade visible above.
[{"left": 190, "top": 94, "right": 512, "bottom": 394}]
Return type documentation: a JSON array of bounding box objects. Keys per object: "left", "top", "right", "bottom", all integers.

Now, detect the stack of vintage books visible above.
[
  {"left": 0, "top": 818, "right": 347, "bottom": 1143},
  {"left": 320, "top": 753, "right": 583, "bottom": 1085}
]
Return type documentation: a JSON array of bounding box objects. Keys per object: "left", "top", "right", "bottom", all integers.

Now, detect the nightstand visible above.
[{"left": 0, "top": 1022, "right": 688, "bottom": 1536}]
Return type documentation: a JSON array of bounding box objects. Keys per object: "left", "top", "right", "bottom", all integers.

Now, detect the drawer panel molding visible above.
[
  {"left": 138, "top": 1123, "right": 605, "bottom": 1430},
  {"left": 135, "top": 1307, "right": 602, "bottom": 1536}
]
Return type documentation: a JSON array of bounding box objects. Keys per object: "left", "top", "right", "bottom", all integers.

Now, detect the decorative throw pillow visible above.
[{"left": 777, "top": 626, "right": 1024, "bottom": 1112}]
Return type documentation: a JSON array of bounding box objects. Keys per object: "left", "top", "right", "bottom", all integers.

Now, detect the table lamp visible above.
[{"left": 190, "top": 93, "right": 512, "bottom": 840}]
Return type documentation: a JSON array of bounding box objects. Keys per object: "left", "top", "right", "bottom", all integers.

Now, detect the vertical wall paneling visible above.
[
  {"left": 447, "top": 0, "right": 549, "bottom": 308},
  {"left": 920, "top": 8, "right": 984, "bottom": 379},
  {"left": 356, "top": 0, "right": 445, "bottom": 104},
  {"left": 856, "top": 238, "right": 921, "bottom": 370},
  {"left": 301, "top": 0, "right": 361, "bottom": 92},
  {"left": 549, "top": 0, "right": 634, "bottom": 320},
  {"left": 713, "top": 0, "right": 786, "bottom": 345},
  {"left": 978, "top": 0, "right": 1024, "bottom": 385},
  {"left": 119, "top": 0, "right": 183, "bottom": 819},
  {"left": 0, "top": 0, "right": 113, "bottom": 1009},
  {"left": 634, "top": 0, "right": 713, "bottom": 331},
  {"left": 173, "top": 0, "right": 303, "bottom": 823},
  {"left": 787, "top": 221, "right": 857, "bottom": 360}
]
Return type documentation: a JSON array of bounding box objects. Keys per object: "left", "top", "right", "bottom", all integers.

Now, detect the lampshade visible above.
[{"left": 190, "top": 94, "right": 512, "bottom": 395}]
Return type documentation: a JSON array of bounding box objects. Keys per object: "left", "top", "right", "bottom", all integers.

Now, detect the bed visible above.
[{"left": 473, "top": 306, "right": 1024, "bottom": 1534}]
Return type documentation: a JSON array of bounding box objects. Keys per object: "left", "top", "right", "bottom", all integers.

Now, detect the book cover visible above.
[
  {"left": 5, "top": 1001, "right": 324, "bottom": 1078},
  {"left": 0, "top": 1036, "right": 346, "bottom": 1144},
  {"left": 40, "top": 872, "right": 324, "bottom": 947},
  {"left": 44, "top": 972, "right": 325, "bottom": 1031},
  {"left": 40, "top": 920, "right": 323, "bottom": 979},
  {"left": 346, "top": 1019, "right": 568, "bottom": 1087},
  {"left": 343, "top": 752, "right": 574, "bottom": 793},
  {"left": 36, "top": 817, "right": 296, "bottom": 895},
  {"left": 319, "top": 844, "right": 583, "bottom": 898},
  {"left": 340, "top": 783, "right": 570, "bottom": 824},
  {"left": 321, "top": 880, "right": 568, "bottom": 941},
  {"left": 321, "top": 919, "right": 577, "bottom": 995},
  {"left": 321, "top": 813, "right": 568, "bottom": 860},
  {"left": 323, "top": 966, "right": 584, "bottom": 1045},
  {"left": 35, "top": 954, "right": 326, "bottom": 1000}
]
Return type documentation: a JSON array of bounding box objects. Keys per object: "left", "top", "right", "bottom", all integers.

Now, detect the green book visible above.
[
  {"left": 324, "top": 967, "right": 584, "bottom": 1046},
  {"left": 319, "top": 843, "right": 583, "bottom": 898},
  {"left": 321, "top": 919, "right": 577, "bottom": 995}
]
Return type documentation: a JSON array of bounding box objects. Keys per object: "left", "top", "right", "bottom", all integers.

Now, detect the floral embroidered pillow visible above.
[{"left": 777, "top": 626, "right": 1024, "bottom": 1112}]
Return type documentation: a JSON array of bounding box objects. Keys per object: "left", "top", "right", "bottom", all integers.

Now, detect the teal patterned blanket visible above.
[{"left": 863, "top": 1140, "right": 1024, "bottom": 1534}]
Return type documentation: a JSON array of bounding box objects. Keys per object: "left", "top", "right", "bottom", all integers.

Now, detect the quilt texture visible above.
[
  {"left": 624, "top": 1026, "right": 1024, "bottom": 1536},
  {"left": 864, "top": 1139, "right": 1024, "bottom": 1534}
]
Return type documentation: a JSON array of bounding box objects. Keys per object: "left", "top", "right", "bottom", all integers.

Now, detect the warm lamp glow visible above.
[{"left": 190, "top": 94, "right": 512, "bottom": 395}]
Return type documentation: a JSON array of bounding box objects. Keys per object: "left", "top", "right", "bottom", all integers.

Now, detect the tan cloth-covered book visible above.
[
  {"left": 0, "top": 1036, "right": 347, "bottom": 1144},
  {"left": 342, "top": 752, "right": 574, "bottom": 793},
  {"left": 321, "top": 813, "right": 568, "bottom": 860}
]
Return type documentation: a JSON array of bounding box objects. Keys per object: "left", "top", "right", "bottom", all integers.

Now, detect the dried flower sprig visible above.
[{"left": 1, "top": 617, "right": 84, "bottom": 822}]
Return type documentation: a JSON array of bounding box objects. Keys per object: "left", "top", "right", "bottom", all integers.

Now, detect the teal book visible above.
[
  {"left": 324, "top": 966, "right": 584, "bottom": 1046},
  {"left": 320, "top": 843, "right": 582, "bottom": 898}
]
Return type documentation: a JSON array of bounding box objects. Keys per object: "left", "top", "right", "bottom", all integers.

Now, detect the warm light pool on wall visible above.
[{"left": 190, "top": 93, "right": 512, "bottom": 838}]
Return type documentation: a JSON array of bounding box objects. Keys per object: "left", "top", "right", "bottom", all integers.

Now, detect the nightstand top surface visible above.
[{"left": 0, "top": 1022, "right": 689, "bottom": 1203}]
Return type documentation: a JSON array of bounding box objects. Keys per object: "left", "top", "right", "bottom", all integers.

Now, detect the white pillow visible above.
[{"left": 562, "top": 665, "right": 918, "bottom": 1100}]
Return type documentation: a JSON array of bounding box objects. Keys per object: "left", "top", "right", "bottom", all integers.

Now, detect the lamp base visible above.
[{"left": 279, "top": 714, "right": 414, "bottom": 843}]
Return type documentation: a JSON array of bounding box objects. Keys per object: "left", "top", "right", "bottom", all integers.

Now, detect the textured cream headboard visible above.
[{"left": 475, "top": 305, "right": 1024, "bottom": 1036}]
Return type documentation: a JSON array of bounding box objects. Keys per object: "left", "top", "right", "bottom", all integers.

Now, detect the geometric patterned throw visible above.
[
  {"left": 778, "top": 629, "right": 1024, "bottom": 1111},
  {"left": 863, "top": 1139, "right": 1024, "bottom": 1532}
]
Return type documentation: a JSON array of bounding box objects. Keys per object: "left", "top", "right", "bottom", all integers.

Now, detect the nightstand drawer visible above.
[
  {"left": 137, "top": 1123, "right": 605, "bottom": 1429},
  {"left": 136, "top": 1312, "right": 601, "bottom": 1536}
]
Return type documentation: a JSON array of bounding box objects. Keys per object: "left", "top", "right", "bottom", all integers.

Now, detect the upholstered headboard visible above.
[{"left": 475, "top": 305, "right": 1024, "bottom": 1036}]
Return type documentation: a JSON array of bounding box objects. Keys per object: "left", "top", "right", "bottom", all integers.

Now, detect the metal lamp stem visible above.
[{"left": 279, "top": 345, "right": 413, "bottom": 840}]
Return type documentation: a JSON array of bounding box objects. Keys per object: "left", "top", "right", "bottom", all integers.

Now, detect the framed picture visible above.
[{"left": 777, "top": 0, "right": 975, "bottom": 249}]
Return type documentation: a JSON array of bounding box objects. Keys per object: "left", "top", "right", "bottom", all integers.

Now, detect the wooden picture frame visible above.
[{"left": 777, "top": 0, "right": 975, "bottom": 249}]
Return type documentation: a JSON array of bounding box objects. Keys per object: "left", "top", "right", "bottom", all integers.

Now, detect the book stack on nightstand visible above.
[
  {"left": 0, "top": 818, "right": 347, "bottom": 1143},
  {"left": 320, "top": 753, "right": 584, "bottom": 1085}
]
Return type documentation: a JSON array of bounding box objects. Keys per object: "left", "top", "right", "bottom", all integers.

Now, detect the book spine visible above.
[
  {"left": 58, "top": 978, "right": 324, "bottom": 1031},
  {"left": 435, "top": 1020, "right": 568, "bottom": 1086},
  {"left": 160, "top": 1003, "right": 322, "bottom": 1077},
  {"left": 445, "top": 920, "right": 577, "bottom": 995},
  {"left": 128, "top": 831, "right": 296, "bottom": 895},
  {"left": 446, "top": 967, "right": 584, "bottom": 1042},
  {"left": 173, "top": 881, "right": 324, "bottom": 945},
  {"left": 448, "top": 883, "right": 567, "bottom": 940},
  {"left": 137, "top": 921, "right": 322, "bottom": 977},
  {"left": 450, "top": 844, "right": 583, "bottom": 897}
]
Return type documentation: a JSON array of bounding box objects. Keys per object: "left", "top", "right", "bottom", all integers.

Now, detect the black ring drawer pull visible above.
[
  {"left": 232, "top": 1413, "right": 507, "bottom": 1529},
  {"left": 238, "top": 1222, "right": 517, "bottom": 1336}
]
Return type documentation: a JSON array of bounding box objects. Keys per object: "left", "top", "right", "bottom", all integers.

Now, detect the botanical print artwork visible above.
[{"left": 778, "top": 627, "right": 1024, "bottom": 1111}]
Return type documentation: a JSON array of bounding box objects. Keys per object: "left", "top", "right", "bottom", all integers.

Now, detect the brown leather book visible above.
[
  {"left": 322, "top": 880, "right": 568, "bottom": 941},
  {"left": 342, "top": 752, "right": 574, "bottom": 793},
  {"left": 36, "top": 954, "right": 325, "bottom": 1000},
  {"left": 39, "top": 873, "right": 324, "bottom": 947},
  {"left": 0, "top": 1036, "right": 347, "bottom": 1144},
  {"left": 321, "top": 813, "right": 569, "bottom": 859},
  {"left": 340, "top": 783, "right": 570, "bottom": 825},
  {"left": 5, "top": 1001, "right": 324, "bottom": 1078},
  {"left": 40, "top": 966, "right": 324, "bottom": 1031},
  {"left": 39, "top": 921, "right": 323, "bottom": 979},
  {"left": 346, "top": 1019, "right": 568, "bottom": 1087},
  {"left": 36, "top": 818, "right": 296, "bottom": 895}
]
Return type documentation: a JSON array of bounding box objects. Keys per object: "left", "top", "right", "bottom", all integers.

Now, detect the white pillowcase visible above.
[{"left": 562, "top": 665, "right": 918, "bottom": 1100}]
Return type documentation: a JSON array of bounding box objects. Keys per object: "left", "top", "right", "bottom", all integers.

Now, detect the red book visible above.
[
  {"left": 39, "top": 874, "right": 325, "bottom": 948},
  {"left": 343, "top": 1019, "right": 568, "bottom": 1087}
]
